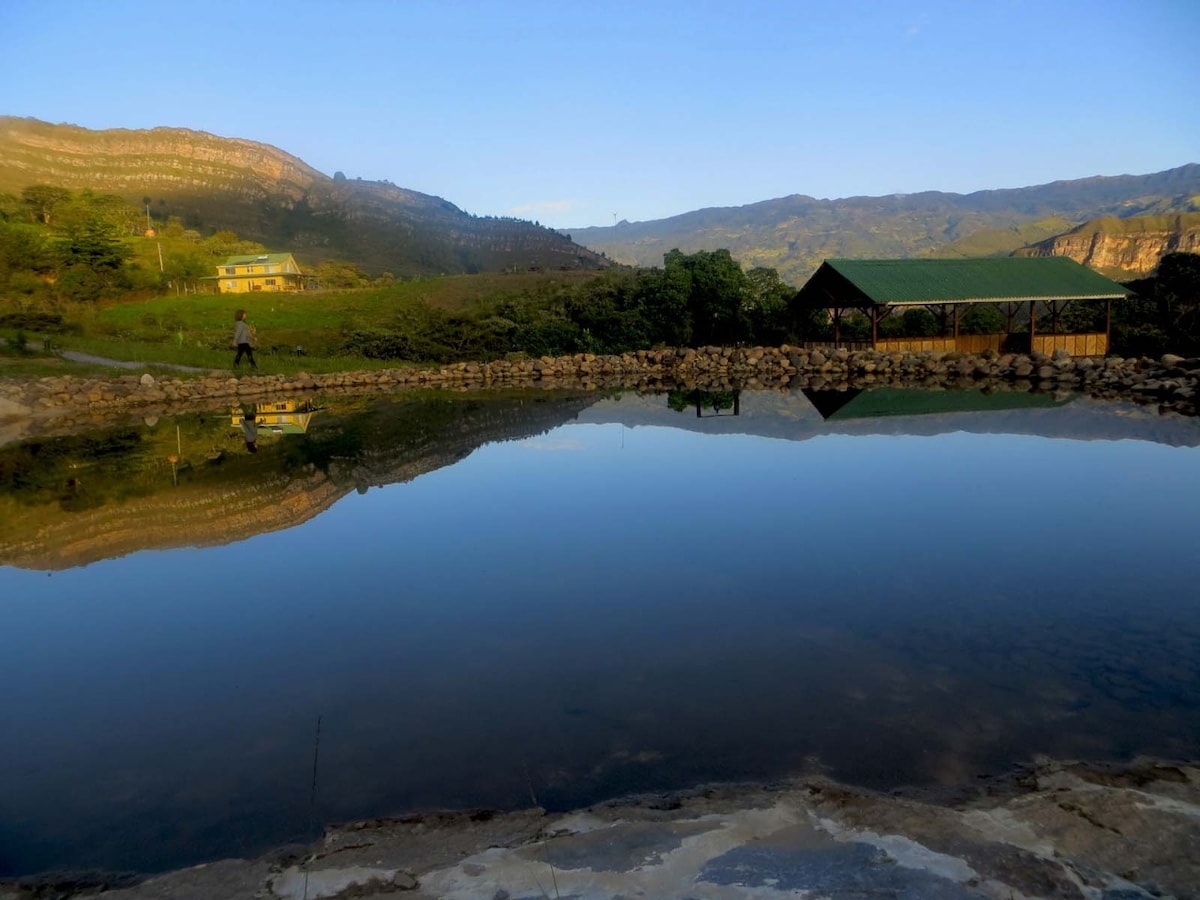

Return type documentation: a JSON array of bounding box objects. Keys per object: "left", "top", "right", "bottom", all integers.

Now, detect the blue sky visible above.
[{"left": 1, "top": 0, "right": 1197, "bottom": 229}]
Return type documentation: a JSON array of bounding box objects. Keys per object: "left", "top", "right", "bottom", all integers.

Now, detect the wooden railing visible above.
[
  {"left": 1032, "top": 333, "right": 1108, "bottom": 356},
  {"left": 801, "top": 332, "right": 1108, "bottom": 356}
]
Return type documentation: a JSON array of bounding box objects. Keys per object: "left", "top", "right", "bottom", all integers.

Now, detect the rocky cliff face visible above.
[
  {"left": 0, "top": 116, "right": 607, "bottom": 275},
  {"left": 1014, "top": 212, "right": 1200, "bottom": 276}
]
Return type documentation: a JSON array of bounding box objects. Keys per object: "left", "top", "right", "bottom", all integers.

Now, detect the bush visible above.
[{"left": 0, "top": 311, "right": 68, "bottom": 332}]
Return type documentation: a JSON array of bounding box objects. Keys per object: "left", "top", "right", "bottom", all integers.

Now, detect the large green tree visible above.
[
  {"left": 21, "top": 185, "right": 71, "bottom": 225},
  {"left": 1154, "top": 252, "right": 1200, "bottom": 352},
  {"left": 663, "top": 248, "right": 750, "bottom": 346}
]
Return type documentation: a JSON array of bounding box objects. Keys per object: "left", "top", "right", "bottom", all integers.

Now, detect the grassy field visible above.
[{"left": 2, "top": 270, "right": 607, "bottom": 378}]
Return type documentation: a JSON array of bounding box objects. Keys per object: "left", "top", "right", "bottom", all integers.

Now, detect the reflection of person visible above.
[
  {"left": 233, "top": 309, "right": 257, "bottom": 369},
  {"left": 241, "top": 411, "right": 259, "bottom": 453}
]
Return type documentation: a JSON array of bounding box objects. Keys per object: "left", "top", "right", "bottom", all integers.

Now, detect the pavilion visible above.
[{"left": 793, "top": 257, "right": 1131, "bottom": 355}]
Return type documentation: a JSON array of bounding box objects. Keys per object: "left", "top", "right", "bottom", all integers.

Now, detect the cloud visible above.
[{"left": 509, "top": 200, "right": 577, "bottom": 218}]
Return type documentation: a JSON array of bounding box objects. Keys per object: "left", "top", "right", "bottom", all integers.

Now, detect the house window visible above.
[
  {"left": 225, "top": 281, "right": 236, "bottom": 289},
  {"left": 224, "top": 267, "right": 236, "bottom": 275},
  {"left": 265, "top": 279, "right": 276, "bottom": 285}
]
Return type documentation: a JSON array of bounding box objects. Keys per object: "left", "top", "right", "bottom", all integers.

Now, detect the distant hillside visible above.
[
  {"left": 0, "top": 116, "right": 607, "bottom": 277},
  {"left": 1012, "top": 212, "right": 1200, "bottom": 277},
  {"left": 567, "top": 166, "right": 1200, "bottom": 284}
]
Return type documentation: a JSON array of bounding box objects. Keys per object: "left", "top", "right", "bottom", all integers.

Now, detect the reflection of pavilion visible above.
[
  {"left": 802, "top": 386, "right": 1072, "bottom": 421},
  {"left": 231, "top": 399, "right": 319, "bottom": 435}
]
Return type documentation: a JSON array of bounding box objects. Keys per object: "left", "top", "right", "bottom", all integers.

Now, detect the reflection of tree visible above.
[{"left": 666, "top": 389, "right": 740, "bottom": 417}]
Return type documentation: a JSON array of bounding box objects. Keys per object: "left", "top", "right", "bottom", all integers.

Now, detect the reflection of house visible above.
[
  {"left": 231, "top": 400, "right": 318, "bottom": 435},
  {"left": 794, "top": 257, "right": 1130, "bottom": 355},
  {"left": 216, "top": 253, "right": 308, "bottom": 293}
]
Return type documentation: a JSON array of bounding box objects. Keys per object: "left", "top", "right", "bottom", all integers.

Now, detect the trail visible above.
[{"left": 0, "top": 337, "right": 218, "bottom": 373}]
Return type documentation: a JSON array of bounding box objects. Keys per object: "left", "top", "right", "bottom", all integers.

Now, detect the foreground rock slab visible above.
[{"left": 6, "top": 758, "right": 1197, "bottom": 900}]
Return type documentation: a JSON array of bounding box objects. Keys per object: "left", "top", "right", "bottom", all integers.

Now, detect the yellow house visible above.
[
  {"left": 231, "top": 400, "right": 319, "bottom": 435},
  {"left": 216, "top": 253, "right": 306, "bottom": 293}
]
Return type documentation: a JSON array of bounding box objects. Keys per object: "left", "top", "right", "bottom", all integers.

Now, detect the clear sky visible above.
[{"left": 2, "top": 0, "right": 1197, "bottom": 230}]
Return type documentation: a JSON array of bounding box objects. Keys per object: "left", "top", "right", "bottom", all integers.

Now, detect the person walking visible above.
[{"left": 233, "top": 309, "right": 257, "bottom": 369}]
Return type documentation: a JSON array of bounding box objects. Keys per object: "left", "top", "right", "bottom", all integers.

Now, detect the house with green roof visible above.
[
  {"left": 215, "top": 253, "right": 307, "bottom": 294},
  {"left": 794, "top": 257, "right": 1131, "bottom": 355}
]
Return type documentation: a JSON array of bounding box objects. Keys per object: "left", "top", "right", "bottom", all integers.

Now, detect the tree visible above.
[
  {"left": 55, "top": 217, "right": 130, "bottom": 271},
  {"left": 663, "top": 248, "right": 750, "bottom": 346},
  {"left": 959, "top": 304, "right": 1006, "bottom": 334},
  {"left": 1154, "top": 252, "right": 1200, "bottom": 352},
  {"left": 312, "top": 259, "right": 369, "bottom": 288},
  {"left": 21, "top": 184, "right": 71, "bottom": 225},
  {"left": 744, "top": 267, "right": 793, "bottom": 344},
  {"left": 900, "top": 307, "right": 938, "bottom": 336},
  {"left": 53, "top": 215, "right": 135, "bottom": 302},
  {"left": 0, "top": 193, "right": 22, "bottom": 222},
  {"left": 636, "top": 264, "right": 691, "bottom": 346},
  {"left": 203, "top": 230, "right": 265, "bottom": 259}
]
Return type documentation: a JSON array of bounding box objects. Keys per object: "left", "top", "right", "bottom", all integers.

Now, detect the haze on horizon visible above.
[{"left": 1, "top": 0, "right": 1197, "bottom": 231}]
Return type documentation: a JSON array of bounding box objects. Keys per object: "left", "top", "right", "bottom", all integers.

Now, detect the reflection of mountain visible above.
[
  {"left": 2, "top": 387, "right": 1198, "bottom": 571},
  {"left": 0, "top": 392, "right": 601, "bottom": 571},
  {"left": 575, "top": 389, "right": 1200, "bottom": 448}
]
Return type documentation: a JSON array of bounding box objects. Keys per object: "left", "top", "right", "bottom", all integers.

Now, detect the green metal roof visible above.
[
  {"left": 798, "top": 257, "right": 1131, "bottom": 307},
  {"left": 221, "top": 253, "right": 296, "bottom": 266}
]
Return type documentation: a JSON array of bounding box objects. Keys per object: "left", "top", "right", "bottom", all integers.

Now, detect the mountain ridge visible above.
[
  {"left": 566, "top": 165, "right": 1200, "bottom": 282},
  {"left": 0, "top": 116, "right": 608, "bottom": 276}
]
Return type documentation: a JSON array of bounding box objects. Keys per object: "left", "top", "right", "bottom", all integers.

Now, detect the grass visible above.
[
  {"left": 0, "top": 269, "right": 609, "bottom": 380},
  {"left": 0, "top": 355, "right": 135, "bottom": 379}
]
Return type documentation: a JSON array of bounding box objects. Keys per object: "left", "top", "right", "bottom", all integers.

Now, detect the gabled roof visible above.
[
  {"left": 796, "top": 257, "right": 1131, "bottom": 307},
  {"left": 221, "top": 253, "right": 296, "bottom": 266}
]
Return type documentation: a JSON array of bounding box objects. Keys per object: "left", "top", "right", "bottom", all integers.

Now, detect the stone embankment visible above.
[
  {"left": 4, "top": 758, "right": 1197, "bottom": 900},
  {"left": 1, "top": 347, "right": 1198, "bottom": 430}
]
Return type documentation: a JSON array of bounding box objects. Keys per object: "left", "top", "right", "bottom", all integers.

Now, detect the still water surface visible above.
[{"left": 2, "top": 388, "right": 1199, "bottom": 875}]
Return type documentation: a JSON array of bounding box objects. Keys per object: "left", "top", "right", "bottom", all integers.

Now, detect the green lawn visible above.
[{"left": 2, "top": 270, "right": 606, "bottom": 378}]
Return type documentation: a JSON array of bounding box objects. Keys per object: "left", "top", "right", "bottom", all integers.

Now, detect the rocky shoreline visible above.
[
  {"left": 2, "top": 757, "right": 1197, "bottom": 900},
  {"left": 1, "top": 346, "right": 1198, "bottom": 444}
]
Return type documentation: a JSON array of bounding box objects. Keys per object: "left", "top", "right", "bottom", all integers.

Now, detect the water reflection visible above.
[
  {"left": 1, "top": 388, "right": 1198, "bottom": 877},
  {"left": 231, "top": 399, "right": 321, "bottom": 435}
]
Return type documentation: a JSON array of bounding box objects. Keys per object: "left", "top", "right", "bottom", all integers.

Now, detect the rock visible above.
[
  {"left": 1161, "top": 353, "right": 1185, "bottom": 368},
  {"left": 393, "top": 870, "right": 418, "bottom": 890},
  {"left": 139, "top": 373, "right": 155, "bottom": 386}
]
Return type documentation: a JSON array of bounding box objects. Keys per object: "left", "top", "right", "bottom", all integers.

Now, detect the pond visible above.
[{"left": 2, "top": 386, "right": 1199, "bottom": 877}]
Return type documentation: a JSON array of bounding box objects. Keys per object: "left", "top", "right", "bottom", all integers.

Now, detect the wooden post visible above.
[
  {"left": 1029, "top": 300, "right": 1037, "bottom": 352},
  {"left": 1105, "top": 297, "right": 1112, "bottom": 352},
  {"left": 870, "top": 306, "right": 878, "bottom": 348},
  {"left": 832, "top": 308, "right": 841, "bottom": 346},
  {"left": 953, "top": 305, "right": 960, "bottom": 339}
]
